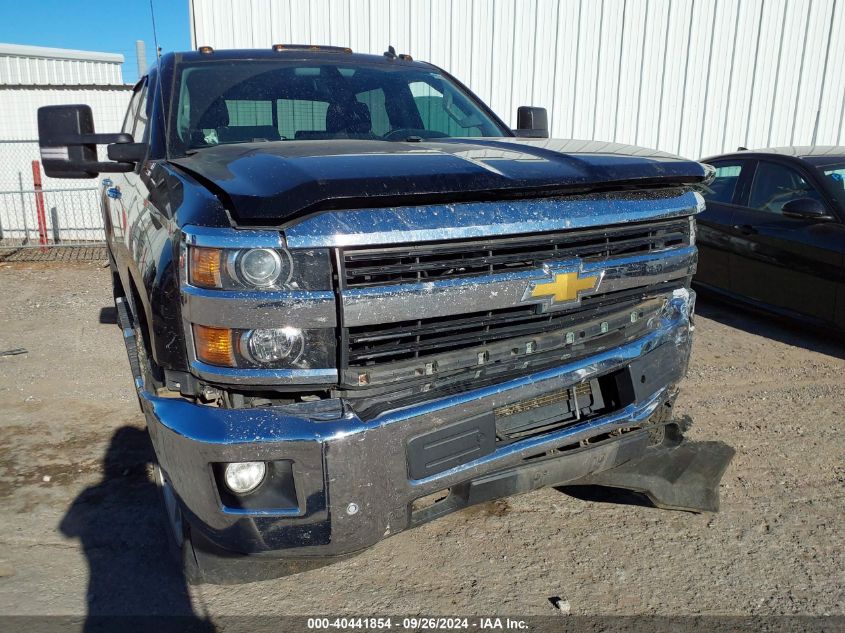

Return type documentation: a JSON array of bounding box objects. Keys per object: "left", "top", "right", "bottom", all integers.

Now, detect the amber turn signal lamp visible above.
[
  {"left": 194, "top": 325, "right": 236, "bottom": 367},
  {"left": 190, "top": 247, "right": 223, "bottom": 289}
]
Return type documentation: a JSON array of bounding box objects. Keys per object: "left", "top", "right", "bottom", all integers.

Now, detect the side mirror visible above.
[
  {"left": 37, "top": 105, "right": 140, "bottom": 178},
  {"left": 781, "top": 198, "right": 834, "bottom": 221},
  {"left": 514, "top": 106, "right": 549, "bottom": 138}
]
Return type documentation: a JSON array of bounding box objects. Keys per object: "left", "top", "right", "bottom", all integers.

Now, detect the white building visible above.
[
  {"left": 0, "top": 44, "right": 132, "bottom": 242},
  {"left": 189, "top": 0, "right": 845, "bottom": 160},
  {"left": 0, "top": 43, "right": 132, "bottom": 181}
]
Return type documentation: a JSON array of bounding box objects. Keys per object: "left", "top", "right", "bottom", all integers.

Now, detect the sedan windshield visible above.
[
  {"left": 818, "top": 162, "right": 845, "bottom": 193},
  {"left": 170, "top": 60, "right": 507, "bottom": 155}
]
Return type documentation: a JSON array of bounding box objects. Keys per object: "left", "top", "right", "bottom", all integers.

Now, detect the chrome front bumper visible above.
[{"left": 141, "top": 304, "right": 694, "bottom": 558}]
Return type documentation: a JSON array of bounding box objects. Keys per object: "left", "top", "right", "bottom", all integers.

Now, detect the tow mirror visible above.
[
  {"left": 514, "top": 106, "right": 549, "bottom": 138},
  {"left": 781, "top": 198, "right": 834, "bottom": 221},
  {"left": 37, "top": 105, "right": 140, "bottom": 179}
]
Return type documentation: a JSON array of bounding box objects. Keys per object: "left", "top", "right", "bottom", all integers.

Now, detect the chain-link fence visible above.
[{"left": 0, "top": 140, "right": 107, "bottom": 261}]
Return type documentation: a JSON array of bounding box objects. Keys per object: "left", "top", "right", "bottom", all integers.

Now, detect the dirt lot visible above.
[{"left": 0, "top": 262, "right": 843, "bottom": 622}]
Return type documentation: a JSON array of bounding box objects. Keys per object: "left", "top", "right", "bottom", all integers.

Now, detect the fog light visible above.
[
  {"left": 223, "top": 461, "right": 266, "bottom": 494},
  {"left": 242, "top": 327, "right": 303, "bottom": 364}
]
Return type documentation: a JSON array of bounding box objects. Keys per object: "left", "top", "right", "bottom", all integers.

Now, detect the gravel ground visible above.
[{"left": 0, "top": 262, "right": 842, "bottom": 622}]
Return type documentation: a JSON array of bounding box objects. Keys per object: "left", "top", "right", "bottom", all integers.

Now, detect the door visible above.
[
  {"left": 695, "top": 159, "right": 752, "bottom": 292},
  {"left": 104, "top": 79, "right": 146, "bottom": 251},
  {"left": 729, "top": 159, "right": 844, "bottom": 324},
  {"left": 122, "top": 79, "right": 152, "bottom": 273}
]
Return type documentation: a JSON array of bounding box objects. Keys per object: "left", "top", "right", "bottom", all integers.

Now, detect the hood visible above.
[{"left": 170, "top": 137, "right": 707, "bottom": 225}]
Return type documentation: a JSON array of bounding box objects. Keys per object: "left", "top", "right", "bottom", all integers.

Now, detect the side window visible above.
[
  {"left": 132, "top": 83, "right": 149, "bottom": 142},
  {"left": 748, "top": 161, "right": 823, "bottom": 215},
  {"left": 355, "top": 89, "right": 390, "bottom": 136},
  {"left": 409, "top": 80, "right": 484, "bottom": 137},
  {"left": 225, "top": 100, "right": 272, "bottom": 126},
  {"left": 277, "top": 99, "right": 329, "bottom": 139},
  {"left": 701, "top": 161, "right": 745, "bottom": 204},
  {"left": 210, "top": 99, "right": 280, "bottom": 143},
  {"left": 122, "top": 83, "right": 144, "bottom": 134}
]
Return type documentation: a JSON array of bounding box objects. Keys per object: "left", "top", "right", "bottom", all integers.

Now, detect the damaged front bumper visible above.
[{"left": 138, "top": 294, "right": 731, "bottom": 569}]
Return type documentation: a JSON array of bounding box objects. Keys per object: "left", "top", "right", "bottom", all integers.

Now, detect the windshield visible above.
[
  {"left": 818, "top": 162, "right": 845, "bottom": 194},
  {"left": 169, "top": 60, "right": 507, "bottom": 155}
]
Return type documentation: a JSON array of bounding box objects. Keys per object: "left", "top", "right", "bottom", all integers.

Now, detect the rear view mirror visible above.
[
  {"left": 37, "top": 105, "right": 137, "bottom": 178},
  {"left": 781, "top": 198, "right": 834, "bottom": 221},
  {"left": 514, "top": 106, "right": 549, "bottom": 138}
]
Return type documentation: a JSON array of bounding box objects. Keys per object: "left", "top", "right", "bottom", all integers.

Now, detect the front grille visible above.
[
  {"left": 337, "top": 213, "right": 694, "bottom": 418},
  {"left": 348, "top": 284, "right": 666, "bottom": 367},
  {"left": 339, "top": 291, "right": 662, "bottom": 418},
  {"left": 342, "top": 217, "right": 690, "bottom": 288}
]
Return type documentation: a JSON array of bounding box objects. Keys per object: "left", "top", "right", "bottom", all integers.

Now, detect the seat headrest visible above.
[
  {"left": 197, "top": 97, "right": 229, "bottom": 129},
  {"left": 326, "top": 102, "right": 371, "bottom": 134}
]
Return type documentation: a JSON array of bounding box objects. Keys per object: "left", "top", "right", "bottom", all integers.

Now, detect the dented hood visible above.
[{"left": 170, "top": 137, "right": 707, "bottom": 224}]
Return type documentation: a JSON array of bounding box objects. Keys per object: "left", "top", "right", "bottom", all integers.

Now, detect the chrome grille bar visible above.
[
  {"left": 340, "top": 245, "right": 696, "bottom": 327},
  {"left": 342, "top": 217, "right": 690, "bottom": 288}
]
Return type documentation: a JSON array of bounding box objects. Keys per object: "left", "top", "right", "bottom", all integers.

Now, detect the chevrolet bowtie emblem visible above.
[{"left": 522, "top": 267, "right": 603, "bottom": 309}]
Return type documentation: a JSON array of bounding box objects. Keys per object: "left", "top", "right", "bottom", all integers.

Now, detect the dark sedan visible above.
[{"left": 695, "top": 146, "right": 845, "bottom": 329}]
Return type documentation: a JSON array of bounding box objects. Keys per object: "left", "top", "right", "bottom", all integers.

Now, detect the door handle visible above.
[{"left": 732, "top": 224, "right": 757, "bottom": 235}]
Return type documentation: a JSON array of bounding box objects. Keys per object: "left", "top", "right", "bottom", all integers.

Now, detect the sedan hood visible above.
[{"left": 170, "top": 137, "right": 707, "bottom": 225}]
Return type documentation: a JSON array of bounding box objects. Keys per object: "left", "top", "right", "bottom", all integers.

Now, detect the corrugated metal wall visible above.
[
  {"left": 189, "top": 0, "right": 845, "bottom": 159},
  {"left": 0, "top": 44, "right": 125, "bottom": 86},
  {"left": 0, "top": 88, "right": 131, "bottom": 140}
]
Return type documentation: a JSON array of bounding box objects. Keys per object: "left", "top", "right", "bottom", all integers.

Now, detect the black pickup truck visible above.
[{"left": 37, "top": 46, "right": 732, "bottom": 584}]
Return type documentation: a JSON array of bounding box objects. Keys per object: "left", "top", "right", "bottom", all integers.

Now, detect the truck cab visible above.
[{"left": 37, "top": 46, "right": 732, "bottom": 584}]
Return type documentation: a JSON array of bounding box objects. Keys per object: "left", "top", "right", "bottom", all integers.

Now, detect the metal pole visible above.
[
  {"left": 31, "top": 161, "right": 48, "bottom": 249},
  {"left": 17, "top": 172, "right": 29, "bottom": 245},
  {"left": 135, "top": 40, "right": 147, "bottom": 79},
  {"left": 50, "top": 206, "right": 60, "bottom": 244}
]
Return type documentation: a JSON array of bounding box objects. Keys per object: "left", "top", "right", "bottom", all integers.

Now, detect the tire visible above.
[
  {"left": 124, "top": 288, "right": 164, "bottom": 407},
  {"left": 110, "top": 270, "right": 122, "bottom": 304},
  {"left": 153, "top": 463, "right": 204, "bottom": 585}
]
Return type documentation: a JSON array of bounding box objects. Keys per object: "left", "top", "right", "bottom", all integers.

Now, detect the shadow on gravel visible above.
[
  {"left": 694, "top": 294, "right": 845, "bottom": 361},
  {"left": 59, "top": 426, "right": 215, "bottom": 633},
  {"left": 555, "top": 485, "right": 656, "bottom": 509}
]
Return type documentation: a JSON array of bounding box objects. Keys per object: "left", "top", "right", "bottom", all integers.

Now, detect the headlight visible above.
[
  {"left": 187, "top": 245, "right": 330, "bottom": 290},
  {"left": 234, "top": 248, "right": 290, "bottom": 288},
  {"left": 193, "top": 324, "right": 334, "bottom": 369},
  {"left": 241, "top": 327, "right": 304, "bottom": 364}
]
